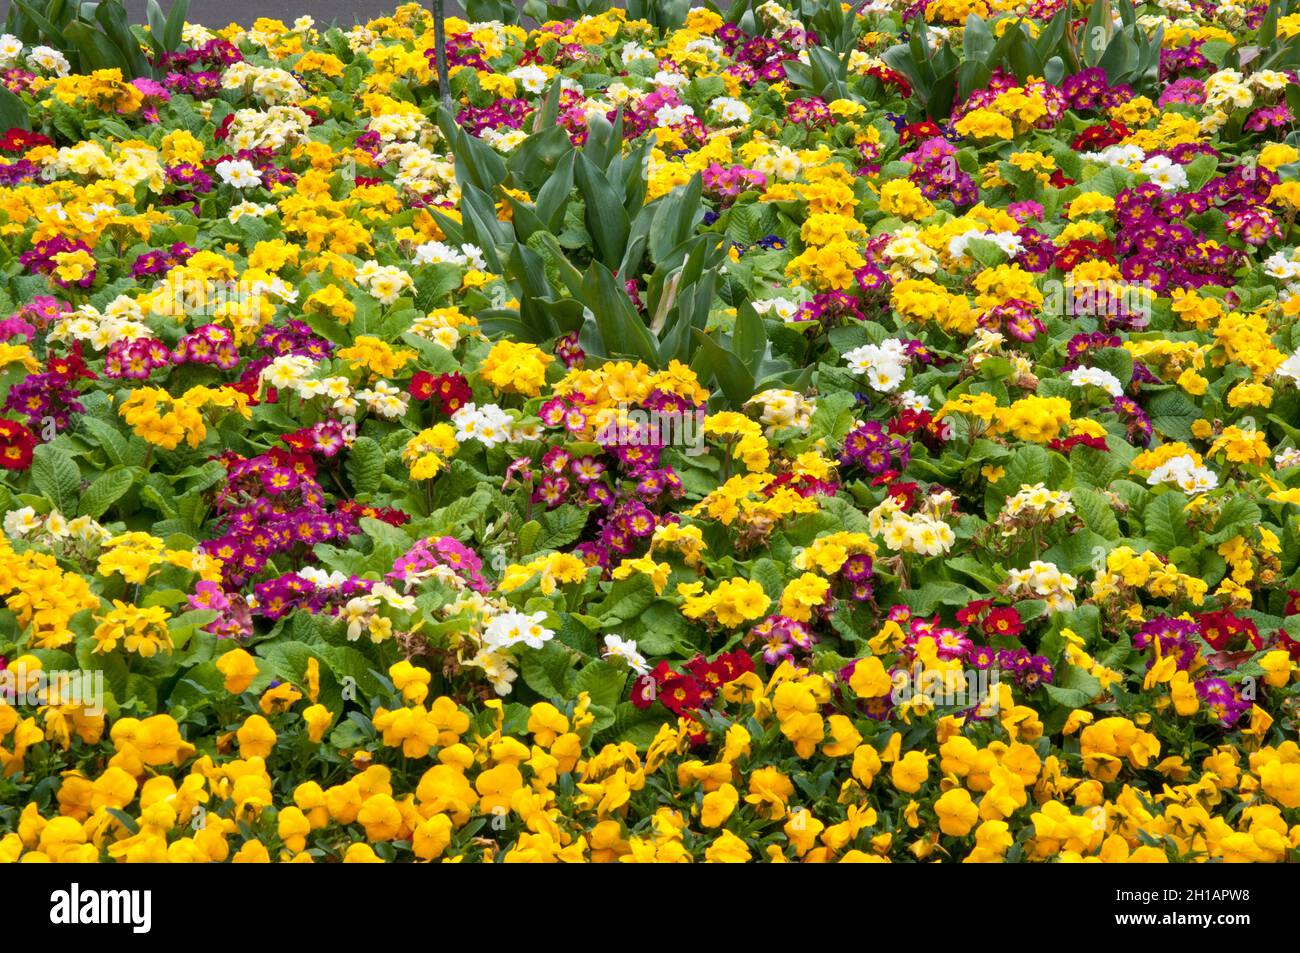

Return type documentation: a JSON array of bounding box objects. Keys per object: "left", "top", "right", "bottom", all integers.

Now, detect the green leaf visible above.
[
  {"left": 345, "top": 436, "right": 385, "bottom": 497},
  {"left": 572, "top": 659, "right": 627, "bottom": 711},
  {"left": 554, "top": 613, "right": 600, "bottom": 656},
  {"left": 898, "top": 581, "right": 978, "bottom": 614},
  {"left": 1143, "top": 492, "right": 1190, "bottom": 552},
  {"left": 93, "top": 0, "right": 151, "bottom": 78},
  {"left": 1044, "top": 664, "right": 1102, "bottom": 708},
  {"left": 520, "top": 641, "right": 577, "bottom": 699},
  {"left": 76, "top": 638, "right": 129, "bottom": 707},
  {"left": 79, "top": 416, "right": 143, "bottom": 469},
  {"left": 0, "top": 86, "right": 29, "bottom": 132},
  {"left": 602, "top": 702, "right": 670, "bottom": 749},
  {"left": 106, "top": 808, "right": 140, "bottom": 835},
  {"left": 63, "top": 20, "right": 129, "bottom": 73},
  {"left": 257, "top": 641, "right": 321, "bottom": 691},
  {"left": 316, "top": 644, "right": 387, "bottom": 698},
  {"left": 359, "top": 516, "right": 412, "bottom": 568},
  {"left": 140, "top": 483, "right": 177, "bottom": 518},
  {"left": 650, "top": 173, "right": 703, "bottom": 261},
  {"left": 1043, "top": 527, "right": 1109, "bottom": 575},
  {"left": 522, "top": 505, "right": 588, "bottom": 555},
  {"left": 629, "top": 602, "right": 689, "bottom": 655},
  {"left": 946, "top": 555, "right": 1002, "bottom": 591},
  {"left": 582, "top": 262, "right": 660, "bottom": 365},
  {"left": 575, "top": 153, "right": 630, "bottom": 267},
  {"left": 427, "top": 484, "right": 495, "bottom": 536},
  {"left": 79, "top": 467, "right": 133, "bottom": 519},
  {"left": 1146, "top": 389, "right": 1199, "bottom": 441},
  {"left": 412, "top": 262, "right": 463, "bottom": 311},
  {"left": 517, "top": 520, "right": 541, "bottom": 557},
  {"left": 1206, "top": 497, "right": 1263, "bottom": 545},
  {"left": 748, "top": 558, "right": 787, "bottom": 602},
  {"left": 163, "top": 0, "right": 190, "bottom": 51},
  {"left": 594, "top": 576, "right": 656, "bottom": 623},
  {"left": 146, "top": 0, "right": 168, "bottom": 53},
  {"left": 809, "top": 391, "right": 857, "bottom": 444},
  {"left": 819, "top": 495, "right": 874, "bottom": 535},
  {"left": 732, "top": 301, "right": 767, "bottom": 372},
  {"left": 30, "top": 444, "right": 81, "bottom": 515},
  {"left": 1072, "top": 486, "right": 1121, "bottom": 540},
  {"left": 1090, "top": 347, "right": 1133, "bottom": 385},
  {"left": 690, "top": 328, "right": 755, "bottom": 407}
]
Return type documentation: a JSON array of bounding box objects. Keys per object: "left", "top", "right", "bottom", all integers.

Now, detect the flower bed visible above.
[{"left": 0, "top": 0, "right": 1298, "bottom": 863}]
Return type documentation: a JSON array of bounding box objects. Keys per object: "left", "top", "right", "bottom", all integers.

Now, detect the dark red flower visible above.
[
  {"left": 1049, "top": 433, "right": 1108, "bottom": 453},
  {"left": 281, "top": 430, "right": 315, "bottom": 452},
  {"left": 899, "top": 120, "right": 942, "bottom": 144},
  {"left": 0, "top": 418, "right": 36, "bottom": 470},
  {"left": 956, "top": 599, "right": 993, "bottom": 626},
  {"left": 982, "top": 606, "right": 1024, "bottom": 638},
  {"left": 409, "top": 371, "right": 437, "bottom": 401},
  {"left": 213, "top": 113, "right": 235, "bottom": 141},
  {"left": 1197, "top": 610, "right": 1261, "bottom": 652},
  {"left": 657, "top": 673, "right": 703, "bottom": 715},
  {"left": 887, "top": 481, "right": 919, "bottom": 510},
  {"left": 713, "top": 650, "right": 754, "bottom": 682},
  {"left": 867, "top": 65, "right": 912, "bottom": 98},
  {"left": 1070, "top": 121, "right": 1130, "bottom": 152},
  {"left": 630, "top": 673, "right": 659, "bottom": 709},
  {"left": 0, "top": 128, "right": 53, "bottom": 153},
  {"left": 432, "top": 372, "right": 472, "bottom": 416},
  {"left": 888, "top": 409, "right": 933, "bottom": 436},
  {"left": 1280, "top": 628, "right": 1300, "bottom": 662}
]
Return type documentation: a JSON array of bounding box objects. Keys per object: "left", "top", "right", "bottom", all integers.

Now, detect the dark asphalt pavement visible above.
[{"left": 0, "top": 0, "right": 473, "bottom": 30}]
